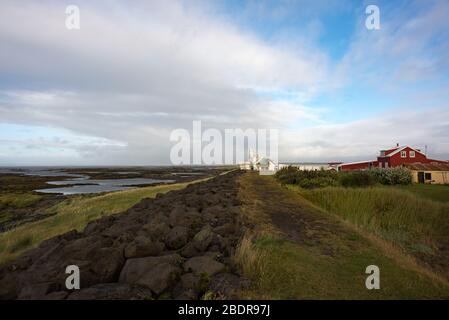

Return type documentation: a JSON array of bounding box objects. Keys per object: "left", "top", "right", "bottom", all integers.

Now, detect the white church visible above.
[{"left": 239, "top": 149, "right": 278, "bottom": 175}]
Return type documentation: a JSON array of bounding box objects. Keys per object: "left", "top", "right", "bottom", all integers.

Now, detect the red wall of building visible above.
[
  {"left": 339, "top": 161, "right": 378, "bottom": 171},
  {"left": 388, "top": 147, "right": 428, "bottom": 167}
]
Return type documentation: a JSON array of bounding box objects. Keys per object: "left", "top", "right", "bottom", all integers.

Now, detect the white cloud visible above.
[
  {"left": 279, "top": 107, "right": 449, "bottom": 162},
  {"left": 0, "top": 0, "right": 448, "bottom": 165},
  {"left": 0, "top": 0, "right": 330, "bottom": 164}
]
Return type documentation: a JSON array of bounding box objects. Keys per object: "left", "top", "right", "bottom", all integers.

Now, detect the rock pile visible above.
[{"left": 0, "top": 170, "right": 248, "bottom": 300}]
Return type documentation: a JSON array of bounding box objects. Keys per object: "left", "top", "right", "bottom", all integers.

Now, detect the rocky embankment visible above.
[{"left": 0, "top": 170, "right": 247, "bottom": 299}]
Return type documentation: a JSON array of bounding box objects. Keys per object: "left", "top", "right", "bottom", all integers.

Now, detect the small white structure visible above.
[
  {"left": 278, "top": 162, "right": 334, "bottom": 171},
  {"left": 255, "top": 157, "right": 278, "bottom": 175},
  {"left": 239, "top": 149, "right": 278, "bottom": 175}
]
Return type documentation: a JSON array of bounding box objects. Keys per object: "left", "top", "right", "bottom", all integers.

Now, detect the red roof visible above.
[{"left": 383, "top": 147, "right": 400, "bottom": 155}]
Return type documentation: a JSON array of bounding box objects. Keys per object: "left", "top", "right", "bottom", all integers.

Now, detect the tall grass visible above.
[
  {"left": 300, "top": 187, "right": 449, "bottom": 251},
  {"left": 0, "top": 193, "right": 43, "bottom": 209}
]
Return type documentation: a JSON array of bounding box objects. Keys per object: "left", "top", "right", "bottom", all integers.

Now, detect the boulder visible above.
[
  {"left": 85, "top": 247, "right": 125, "bottom": 284},
  {"left": 214, "top": 223, "right": 236, "bottom": 237},
  {"left": 119, "top": 254, "right": 182, "bottom": 295},
  {"left": 180, "top": 242, "right": 200, "bottom": 258},
  {"left": 18, "top": 282, "right": 60, "bottom": 300},
  {"left": 44, "top": 291, "right": 69, "bottom": 300},
  {"left": 68, "top": 283, "right": 153, "bottom": 300},
  {"left": 192, "top": 225, "right": 214, "bottom": 252},
  {"left": 124, "top": 237, "right": 164, "bottom": 258},
  {"left": 165, "top": 226, "right": 188, "bottom": 250},
  {"left": 208, "top": 273, "right": 249, "bottom": 299},
  {"left": 142, "top": 222, "right": 170, "bottom": 241},
  {"left": 180, "top": 273, "right": 199, "bottom": 290},
  {"left": 183, "top": 256, "right": 225, "bottom": 276},
  {"left": 174, "top": 289, "right": 198, "bottom": 300},
  {"left": 0, "top": 274, "right": 18, "bottom": 300}
]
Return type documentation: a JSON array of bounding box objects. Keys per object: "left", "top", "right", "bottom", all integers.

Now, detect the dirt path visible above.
[{"left": 240, "top": 172, "right": 359, "bottom": 256}]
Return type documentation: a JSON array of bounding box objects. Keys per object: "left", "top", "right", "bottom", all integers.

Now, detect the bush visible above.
[
  {"left": 370, "top": 167, "right": 412, "bottom": 185},
  {"left": 275, "top": 166, "right": 412, "bottom": 188},
  {"left": 275, "top": 166, "right": 339, "bottom": 189},
  {"left": 339, "top": 171, "right": 378, "bottom": 187}
]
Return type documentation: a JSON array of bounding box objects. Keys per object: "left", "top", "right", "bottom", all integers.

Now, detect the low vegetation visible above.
[
  {"left": 235, "top": 173, "right": 449, "bottom": 299},
  {"left": 395, "top": 183, "right": 449, "bottom": 203},
  {"left": 275, "top": 167, "right": 449, "bottom": 281},
  {"left": 0, "top": 181, "right": 195, "bottom": 265},
  {"left": 299, "top": 187, "right": 449, "bottom": 255},
  {"left": 0, "top": 193, "right": 43, "bottom": 210},
  {"left": 275, "top": 166, "right": 412, "bottom": 188}
]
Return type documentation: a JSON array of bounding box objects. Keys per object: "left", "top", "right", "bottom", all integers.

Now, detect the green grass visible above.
[
  {"left": 0, "top": 181, "right": 195, "bottom": 265},
  {"left": 235, "top": 173, "right": 449, "bottom": 299},
  {"left": 297, "top": 186, "right": 449, "bottom": 253},
  {"left": 0, "top": 193, "right": 43, "bottom": 209},
  {"left": 238, "top": 234, "right": 449, "bottom": 299},
  {"left": 394, "top": 184, "right": 449, "bottom": 203}
]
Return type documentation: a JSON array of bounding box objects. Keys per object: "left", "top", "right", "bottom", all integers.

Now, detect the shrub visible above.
[
  {"left": 370, "top": 167, "right": 412, "bottom": 185},
  {"left": 339, "top": 171, "right": 378, "bottom": 187},
  {"left": 275, "top": 166, "right": 338, "bottom": 189},
  {"left": 275, "top": 166, "right": 412, "bottom": 189}
]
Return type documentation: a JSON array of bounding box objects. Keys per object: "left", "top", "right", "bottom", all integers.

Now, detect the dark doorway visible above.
[{"left": 418, "top": 172, "right": 425, "bottom": 183}]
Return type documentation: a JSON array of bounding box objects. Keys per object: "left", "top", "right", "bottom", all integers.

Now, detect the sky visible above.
[{"left": 1, "top": 0, "right": 449, "bottom": 165}]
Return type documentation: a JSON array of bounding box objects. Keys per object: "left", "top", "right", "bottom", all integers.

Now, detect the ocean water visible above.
[{"left": 0, "top": 167, "right": 175, "bottom": 195}]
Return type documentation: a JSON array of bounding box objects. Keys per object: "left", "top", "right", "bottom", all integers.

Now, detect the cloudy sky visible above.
[{"left": 1, "top": 0, "right": 449, "bottom": 165}]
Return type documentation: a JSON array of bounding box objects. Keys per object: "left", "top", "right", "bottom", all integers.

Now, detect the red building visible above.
[{"left": 338, "top": 145, "right": 448, "bottom": 171}]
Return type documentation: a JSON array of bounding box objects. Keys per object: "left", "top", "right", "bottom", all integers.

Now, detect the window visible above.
[
  {"left": 401, "top": 151, "right": 407, "bottom": 158},
  {"left": 425, "top": 173, "right": 432, "bottom": 180},
  {"left": 409, "top": 151, "right": 415, "bottom": 158}
]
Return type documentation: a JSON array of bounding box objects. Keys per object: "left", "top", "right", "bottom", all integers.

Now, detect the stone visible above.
[
  {"left": 165, "top": 226, "right": 188, "bottom": 249},
  {"left": 142, "top": 222, "right": 170, "bottom": 241},
  {"left": 18, "top": 282, "right": 60, "bottom": 300},
  {"left": 180, "top": 273, "right": 199, "bottom": 290},
  {"left": 192, "top": 225, "right": 214, "bottom": 252},
  {"left": 84, "top": 247, "right": 125, "bottom": 285},
  {"left": 180, "top": 242, "right": 200, "bottom": 258},
  {"left": 208, "top": 273, "right": 249, "bottom": 299},
  {"left": 124, "top": 237, "right": 164, "bottom": 258},
  {"left": 214, "top": 223, "right": 236, "bottom": 237},
  {"left": 119, "top": 254, "right": 182, "bottom": 295},
  {"left": 68, "top": 283, "right": 153, "bottom": 300},
  {"left": 44, "top": 291, "right": 69, "bottom": 300},
  {"left": 183, "top": 256, "right": 225, "bottom": 276},
  {"left": 0, "top": 274, "right": 18, "bottom": 300}
]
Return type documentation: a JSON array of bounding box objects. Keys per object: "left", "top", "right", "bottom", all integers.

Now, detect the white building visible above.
[
  {"left": 278, "top": 162, "right": 338, "bottom": 171},
  {"left": 239, "top": 149, "right": 278, "bottom": 175},
  {"left": 255, "top": 157, "right": 278, "bottom": 175}
]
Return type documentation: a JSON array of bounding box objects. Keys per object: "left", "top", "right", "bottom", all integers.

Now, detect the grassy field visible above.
[
  {"left": 394, "top": 184, "right": 449, "bottom": 203},
  {"left": 295, "top": 185, "right": 449, "bottom": 281},
  {"left": 0, "top": 181, "right": 194, "bottom": 265},
  {"left": 235, "top": 173, "right": 449, "bottom": 299},
  {"left": 298, "top": 186, "right": 449, "bottom": 249},
  {"left": 0, "top": 193, "right": 43, "bottom": 209}
]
